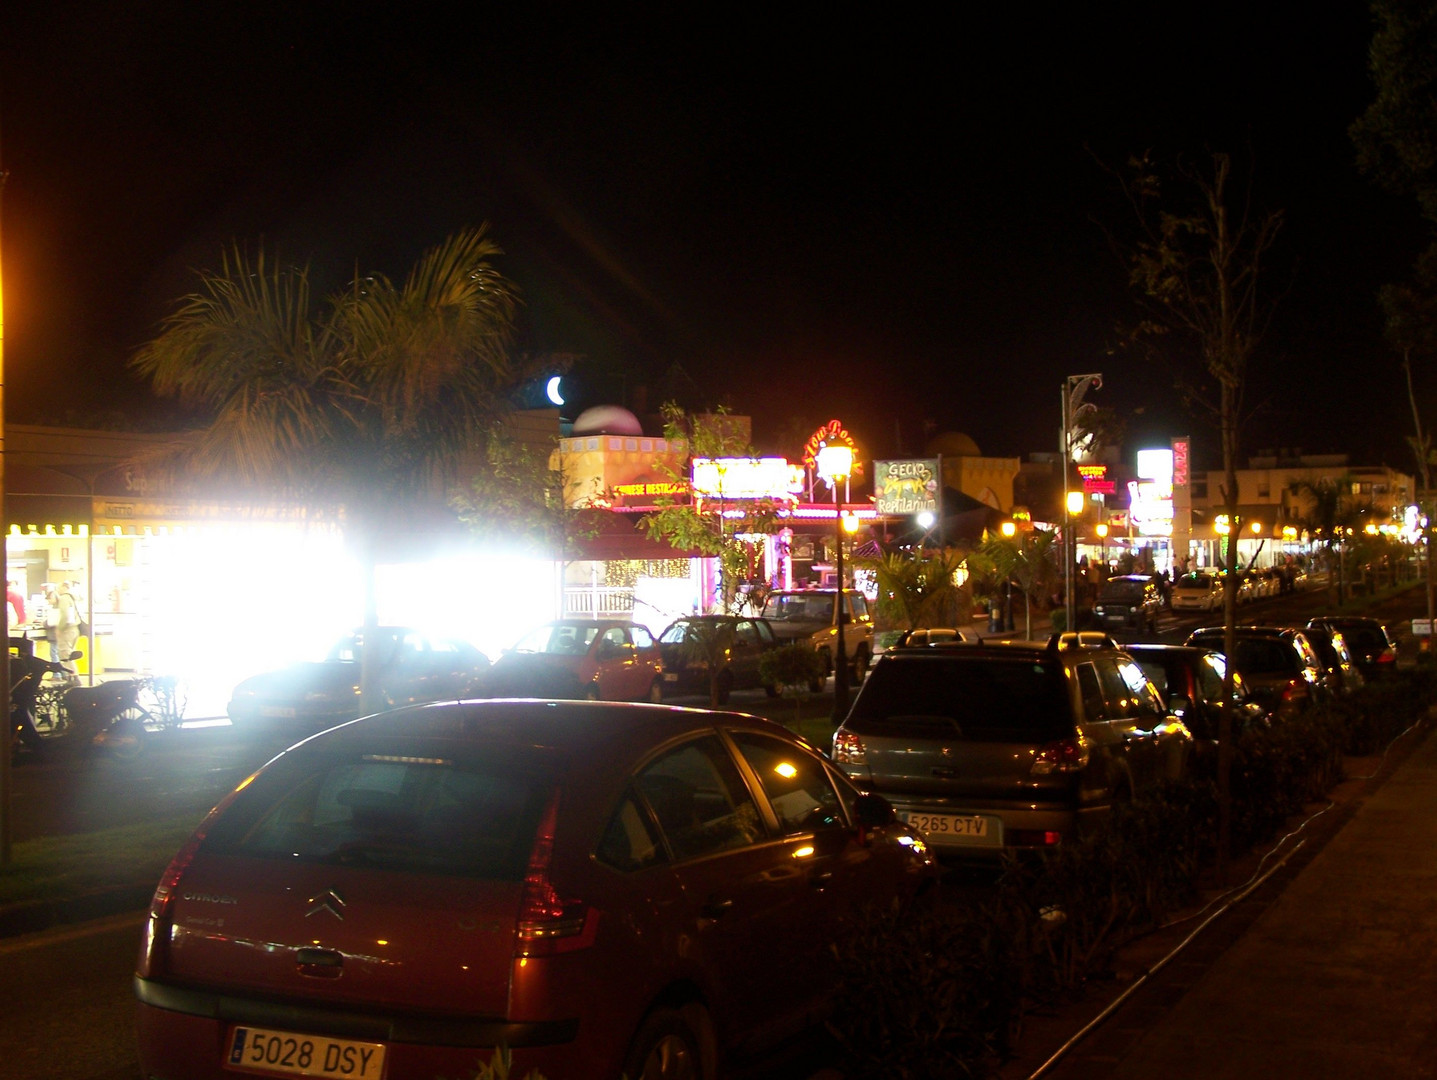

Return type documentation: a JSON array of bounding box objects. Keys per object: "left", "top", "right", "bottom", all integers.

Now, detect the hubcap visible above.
[{"left": 639, "top": 1034, "right": 697, "bottom": 1080}]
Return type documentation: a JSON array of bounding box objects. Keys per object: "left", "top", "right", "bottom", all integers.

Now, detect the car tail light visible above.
[
  {"left": 832, "top": 731, "right": 866, "bottom": 765},
  {"left": 1376, "top": 651, "right": 1396, "bottom": 669},
  {"left": 516, "top": 791, "right": 597, "bottom": 957},
  {"left": 1031, "top": 737, "right": 1089, "bottom": 775},
  {"left": 1007, "top": 829, "right": 1063, "bottom": 847}
]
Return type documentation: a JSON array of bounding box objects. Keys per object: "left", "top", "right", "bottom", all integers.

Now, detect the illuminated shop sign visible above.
[
  {"left": 691, "top": 458, "right": 803, "bottom": 500},
  {"left": 1127, "top": 479, "right": 1174, "bottom": 536},
  {"left": 1171, "top": 437, "right": 1190, "bottom": 487},
  {"left": 1077, "top": 464, "right": 1115, "bottom": 495},
  {"left": 611, "top": 481, "right": 689, "bottom": 498},
  {"left": 873, "top": 459, "right": 939, "bottom": 514},
  {"left": 801, "top": 420, "right": 858, "bottom": 470}
]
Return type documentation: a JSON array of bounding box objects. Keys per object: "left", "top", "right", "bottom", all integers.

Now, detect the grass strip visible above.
[{"left": 0, "top": 816, "right": 198, "bottom": 906}]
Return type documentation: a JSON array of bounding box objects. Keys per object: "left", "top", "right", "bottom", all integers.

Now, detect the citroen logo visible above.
[{"left": 305, "top": 888, "right": 346, "bottom": 920}]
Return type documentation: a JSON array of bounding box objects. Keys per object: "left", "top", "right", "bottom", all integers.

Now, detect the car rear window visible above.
[
  {"left": 1099, "top": 582, "right": 1145, "bottom": 602},
  {"left": 849, "top": 655, "right": 1072, "bottom": 741},
  {"left": 1229, "top": 639, "right": 1299, "bottom": 674},
  {"left": 1338, "top": 626, "right": 1389, "bottom": 650},
  {"left": 200, "top": 745, "right": 553, "bottom": 881}
]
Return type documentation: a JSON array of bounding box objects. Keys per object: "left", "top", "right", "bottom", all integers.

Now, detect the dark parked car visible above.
[
  {"left": 1092, "top": 574, "right": 1165, "bottom": 634},
  {"left": 832, "top": 632, "right": 1192, "bottom": 858},
  {"left": 1123, "top": 642, "right": 1270, "bottom": 763},
  {"left": 134, "top": 700, "right": 937, "bottom": 1080},
  {"left": 1306, "top": 616, "right": 1398, "bottom": 682},
  {"left": 1184, "top": 626, "right": 1329, "bottom": 719},
  {"left": 226, "top": 627, "right": 491, "bottom": 737},
  {"left": 484, "top": 619, "right": 664, "bottom": 702},
  {"left": 657, "top": 614, "right": 783, "bottom": 702},
  {"left": 1301, "top": 624, "right": 1367, "bottom": 697}
]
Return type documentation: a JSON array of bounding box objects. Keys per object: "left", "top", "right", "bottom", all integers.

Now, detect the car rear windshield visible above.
[
  {"left": 849, "top": 655, "right": 1072, "bottom": 741},
  {"left": 1099, "top": 582, "right": 1145, "bottom": 602},
  {"left": 1177, "top": 574, "right": 1213, "bottom": 588},
  {"left": 1335, "top": 625, "right": 1390, "bottom": 650},
  {"left": 1191, "top": 634, "right": 1299, "bottom": 675},
  {"left": 763, "top": 594, "right": 834, "bottom": 621},
  {"left": 200, "top": 743, "right": 553, "bottom": 881}
]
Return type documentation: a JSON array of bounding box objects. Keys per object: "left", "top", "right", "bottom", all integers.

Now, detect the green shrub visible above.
[{"left": 827, "top": 670, "right": 1437, "bottom": 1077}]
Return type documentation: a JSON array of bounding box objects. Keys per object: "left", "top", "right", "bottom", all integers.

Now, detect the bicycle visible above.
[{"left": 136, "top": 674, "right": 187, "bottom": 733}]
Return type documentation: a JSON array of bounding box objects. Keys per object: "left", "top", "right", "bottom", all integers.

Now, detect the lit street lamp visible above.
[
  {"left": 1064, "top": 489, "right": 1085, "bottom": 633},
  {"left": 1095, "top": 521, "right": 1109, "bottom": 575},
  {"left": 816, "top": 442, "right": 855, "bottom": 723}
]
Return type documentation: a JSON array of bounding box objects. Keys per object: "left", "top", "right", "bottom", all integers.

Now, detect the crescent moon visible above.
[{"left": 546, "top": 376, "right": 565, "bottom": 406}]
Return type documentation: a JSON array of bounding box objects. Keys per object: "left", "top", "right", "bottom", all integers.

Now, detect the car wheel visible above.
[
  {"left": 851, "top": 647, "right": 870, "bottom": 684},
  {"left": 105, "top": 706, "right": 150, "bottom": 762},
  {"left": 622, "top": 1006, "right": 711, "bottom": 1080}
]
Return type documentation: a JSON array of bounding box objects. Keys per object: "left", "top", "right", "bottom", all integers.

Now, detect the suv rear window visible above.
[
  {"left": 1099, "top": 582, "right": 1145, "bottom": 602},
  {"left": 200, "top": 745, "right": 552, "bottom": 881},
  {"left": 849, "top": 655, "right": 1072, "bottom": 741}
]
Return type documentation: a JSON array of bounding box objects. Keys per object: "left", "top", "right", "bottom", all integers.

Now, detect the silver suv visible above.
[
  {"left": 761, "top": 588, "right": 875, "bottom": 684},
  {"left": 832, "top": 633, "right": 1192, "bottom": 857}
]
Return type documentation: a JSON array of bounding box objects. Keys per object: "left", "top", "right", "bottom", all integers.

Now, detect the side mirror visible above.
[{"left": 853, "top": 792, "right": 897, "bottom": 828}]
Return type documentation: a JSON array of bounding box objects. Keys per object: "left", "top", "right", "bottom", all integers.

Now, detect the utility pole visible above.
[{"left": 1062, "top": 374, "right": 1102, "bottom": 633}]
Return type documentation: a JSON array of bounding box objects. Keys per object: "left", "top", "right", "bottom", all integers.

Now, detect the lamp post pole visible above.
[
  {"left": 832, "top": 499, "right": 848, "bottom": 722},
  {"left": 816, "top": 441, "right": 855, "bottom": 725}
]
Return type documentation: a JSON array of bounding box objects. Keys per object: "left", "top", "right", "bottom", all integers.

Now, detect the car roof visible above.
[{"left": 310, "top": 699, "right": 801, "bottom": 759}]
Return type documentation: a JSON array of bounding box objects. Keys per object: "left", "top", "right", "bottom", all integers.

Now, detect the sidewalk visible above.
[{"left": 1019, "top": 721, "right": 1437, "bottom": 1079}]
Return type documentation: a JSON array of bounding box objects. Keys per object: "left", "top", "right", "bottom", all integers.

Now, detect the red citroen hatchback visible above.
[{"left": 134, "top": 700, "right": 935, "bottom": 1080}]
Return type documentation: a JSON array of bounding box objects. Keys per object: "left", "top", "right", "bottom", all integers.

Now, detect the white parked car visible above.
[{"left": 1170, "top": 572, "right": 1223, "bottom": 612}]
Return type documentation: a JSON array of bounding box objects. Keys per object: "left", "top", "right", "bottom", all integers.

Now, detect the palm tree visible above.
[
  {"left": 978, "top": 528, "right": 1058, "bottom": 639},
  {"left": 1288, "top": 476, "right": 1359, "bottom": 605},
  {"left": 130, "top": 229, "right": 521, "bottom": 710}
]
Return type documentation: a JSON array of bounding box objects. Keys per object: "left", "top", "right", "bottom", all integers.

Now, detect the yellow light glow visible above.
[
  {"left": 774, "top": 761, "right": 798, "bottom": 779},
  {"left": 1001, "top": 521, "right": 1016, "bottom": 538},
  {"left": 1214, "top": 515, "right": 1230, "bottom": 535},
  {"left": 816, "top": 443, "right": 854, "bottom": 484},
  {"left": 1066, "top": 491, "right": 1085, "bottom": 515},
  {"left": 1095, "top": 523, "right": 1109, "bottom": 538},
  {"left": 841, "top": 513, "right": 860, "bottom": 534},
  {"left": 791, "top": 845, "right": 815, "bottom": 859},
  {"left": 1250, "top": 521, "right": 1263, "bottom": 535}
]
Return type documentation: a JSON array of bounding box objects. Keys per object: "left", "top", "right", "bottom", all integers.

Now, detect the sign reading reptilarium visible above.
[{"left": 873, "top": 459, "right": 940, "bottom": 515}]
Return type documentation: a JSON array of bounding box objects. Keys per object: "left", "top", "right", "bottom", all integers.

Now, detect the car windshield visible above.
[
  {"left": 762, "top": 594, "right": 834, "bottom": 621},
  {"left": 850, "top": 656, "right": 1072, "bottom": 741},
  {"left": 659, "top": 619, "right": 731, "bottom": 644},
  {"left": 200, "top": 743, "right": 553, "bottom": 881},
  {"left": 324, "top": 630, "right": 403, "bottom": 666},
  {"left": 1176, "top": 574, "right": 1213, "bottom": 589},
  {"left": 512, "top": 624, "right": 599, "bottom": 655}
]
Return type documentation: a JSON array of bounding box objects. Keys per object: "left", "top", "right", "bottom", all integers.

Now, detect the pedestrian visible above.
[
  {"left": 6, "top": 579, "right": 25, "bottom": 629},
  {"left": 45, "top": 581, "right": 81, "bottom": 672}
]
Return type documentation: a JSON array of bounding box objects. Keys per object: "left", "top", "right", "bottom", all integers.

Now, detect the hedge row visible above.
[{"left": 826, "top": 668, "right": 1437, "bottom": 1079}]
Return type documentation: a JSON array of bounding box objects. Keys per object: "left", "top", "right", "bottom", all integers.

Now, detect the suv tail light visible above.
[
  {"left": 832, "top": 731, "right": 866, "bottom": 765},
  {"left": 1031, "top": 737, "right": 1089, "bottom": 775},
  {"left": 516, "top": 791, "right": 597, "bottom": 957}
]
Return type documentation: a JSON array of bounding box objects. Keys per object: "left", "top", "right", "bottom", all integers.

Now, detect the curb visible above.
[{"left": 0, "top": 882, "right": 154, "bottom": 940}]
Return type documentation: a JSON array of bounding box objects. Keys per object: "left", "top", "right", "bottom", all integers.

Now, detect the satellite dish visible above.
[{"left": 546, "top": 376, "right": 565, "bottom": 406}]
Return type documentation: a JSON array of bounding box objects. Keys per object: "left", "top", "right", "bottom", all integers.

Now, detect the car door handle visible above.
[{"left": 700, "top": 897, "right": 734, "bottom": 919}]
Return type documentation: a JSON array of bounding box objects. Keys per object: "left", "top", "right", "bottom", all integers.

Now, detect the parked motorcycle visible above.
[{"left": 10, "top": 647, "right": 149, "bottom": 762}]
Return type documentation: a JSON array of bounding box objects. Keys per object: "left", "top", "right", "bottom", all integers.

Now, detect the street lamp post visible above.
[
  {"left": 1064, "top": 490, "right": 1085, "bottom": 633},
  {"left": 817, "top": 443, "right": 854, "bottom": 724}
]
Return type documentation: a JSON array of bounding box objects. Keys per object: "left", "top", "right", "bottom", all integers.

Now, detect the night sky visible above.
[{"left": 0, "top": 3, "right": 1420, "bottom": 472}]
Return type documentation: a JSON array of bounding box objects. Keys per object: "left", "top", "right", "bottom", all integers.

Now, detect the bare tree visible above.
[{"left": 1113, "top": 151, "right": 1283, "bottom": 885}]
